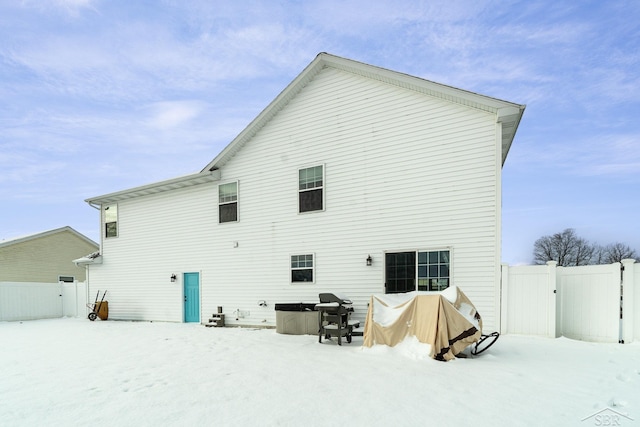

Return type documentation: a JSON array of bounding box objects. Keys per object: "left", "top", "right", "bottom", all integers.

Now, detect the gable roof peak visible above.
[{"left": 202, "top": 53, "right": 525, "bottom": 171}]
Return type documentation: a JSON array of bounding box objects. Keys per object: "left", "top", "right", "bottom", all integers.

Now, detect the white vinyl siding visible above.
[
  {"left": 214, "top": 67, "right": 501, "bottom": 329},
  {"left": 89, "top": 184, "right": 217, "bottom": 321},
  {"left": 88, "top": 66, "right": 502, "bottom": 330}
]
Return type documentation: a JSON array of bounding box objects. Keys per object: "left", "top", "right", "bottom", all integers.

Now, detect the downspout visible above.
[
  {"left": 86, "top": 201, "right": 101, "bottom": 313},
  {"left": 494, "top": 119, "right": 503, "bottom": 333}
]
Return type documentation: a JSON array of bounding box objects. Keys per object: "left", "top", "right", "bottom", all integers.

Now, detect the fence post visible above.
[
  {"left": 500, "top": 263, "right": 509, "bottom": 334},
  {"left": 547, "top": 261, "right": 558, "bottom": 338},
  {"left": 622, "top": 259, "right": 635, "bottom": 343}
]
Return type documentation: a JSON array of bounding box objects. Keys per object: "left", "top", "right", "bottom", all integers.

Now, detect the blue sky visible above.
[{"left": 1, "top": 1, "right": 638, "bottom": 264}]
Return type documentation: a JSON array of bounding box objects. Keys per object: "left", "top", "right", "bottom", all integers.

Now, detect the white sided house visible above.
[{"left": 83, "top": 53, "right": 525, "bottom": 331}]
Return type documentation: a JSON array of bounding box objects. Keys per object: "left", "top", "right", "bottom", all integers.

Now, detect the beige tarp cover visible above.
[{"left": 363, "top": 287, "right": 482, "bottom": 361}]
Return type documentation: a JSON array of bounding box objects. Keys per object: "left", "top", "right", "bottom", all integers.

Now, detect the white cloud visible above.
[
  {"left": 52, "top": 0, "right": 95, "bottom": 9},
  {"left": 3, "top": 12, "right": 322, "bottom": 105},
  {"left": 19, "top": 0, "right": 98, "bottom": 17},
  {"left": 577, "top": 135, "right": 640, "bottom": 177},
  {"left": 143, "top": 100, "right": 205, "bottom": 130},
  {"left": 507, "top": 132, "right": 640, "bottom": 179},
  {"left": 0, "top": 0, "right": 638, "bottom": 255}
]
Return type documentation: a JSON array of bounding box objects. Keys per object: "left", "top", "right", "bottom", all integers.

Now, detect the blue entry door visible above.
[{"left": 183, "top": 272, "right": 200, "bottom": 323}]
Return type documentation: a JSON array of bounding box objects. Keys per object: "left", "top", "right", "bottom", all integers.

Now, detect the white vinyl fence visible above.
[
  {"left": 61, "top": 281, "right": 88, "bottom": 317},
  {"left": 558, "top": 264, "right": 621, "bottom": 343},
  {"left": 627, "top": 261, "right": 640, "bottom": 344},
  {"left": 0, "top": 281, "right": 87, "bottom": 321},
  {"left": 500, "top": 263, "right": 556, "bottom": 338},
  {"left": 501, "top": 259, "right": 637, "bottom": 343}
]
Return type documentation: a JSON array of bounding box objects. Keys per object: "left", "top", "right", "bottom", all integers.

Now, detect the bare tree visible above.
[
  {"left": 533, "top": 228, "right": 593, "bottom": 266},
  {"left": 573, "top": 237, "right": 595, "bottom": 266},
  {"left": 533, "top": 234, "right": 556, "bottom": 265},
  {"left": 602, "top": 243, "right": 638, "bottom": 264},
  {"left": 533, "top": 229, "right": 638, "bottom": 265},
  {"left": 591, "top": 244, "right": 607, "bottom": 264}
]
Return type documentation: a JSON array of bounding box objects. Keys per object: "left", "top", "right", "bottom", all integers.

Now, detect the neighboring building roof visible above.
[
  {"left": 202, "top": 52, "right": 525, "bottom": 172},
  {"left": 0, "top": 226, "right": 98, "bottom": 249},
  {"left": 85, "top": 52, "right": 525, "bottom": 206}
]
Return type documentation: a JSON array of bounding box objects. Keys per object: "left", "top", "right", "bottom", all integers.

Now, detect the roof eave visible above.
[
  {"left": 73, "top": 255, "right": 103, "bottom": 266},
  {"left": 0, "top": 226, "right": 98, "bottom": 249},
  {"left": 498, "top": 105, "right": 526, "bottom": 166},
  {"left": 85, "top": 170, "right": 221, "bottom": 205}
]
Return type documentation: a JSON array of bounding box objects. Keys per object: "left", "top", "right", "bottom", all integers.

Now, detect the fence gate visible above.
[
  {"left": 501, "top": 264, "right": 556, "bottom": 337},
  {"left": 62, "top": 281, "right": 88, "bottom": 317},
  {"left": 558, "top": 264, "right": 621, "bottom": 343}
]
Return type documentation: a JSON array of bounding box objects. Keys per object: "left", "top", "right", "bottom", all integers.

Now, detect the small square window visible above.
[{"left": 291, "top": 254, "right": 314, "bottom": 283}]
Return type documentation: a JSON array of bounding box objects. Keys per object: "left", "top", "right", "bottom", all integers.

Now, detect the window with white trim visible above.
[
  {"left": 385, "top": 249, "right": 450, "bottom": 293},
  {"left": 291, "top": 254, "right": 314, "bottom": 283},
  {"left": 218, "top": 181, "right": 238, "bottom": 223},
  {"left": 298, "top": 165, "right": 323, "bottom": 213},
  {"left": 104, "top": 204, "right": 118, "bottom": 238},
  {"left": 417, "top": 250, "right": 450, "bottom": 291}
]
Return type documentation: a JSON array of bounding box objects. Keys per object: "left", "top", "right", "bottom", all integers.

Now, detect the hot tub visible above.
[{"left": 274, "top": 303, "right": 318, "bottom": 335}]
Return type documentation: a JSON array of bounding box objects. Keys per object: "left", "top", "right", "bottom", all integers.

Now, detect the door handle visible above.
[{"left": 184, "top": 295, "right": 187, "bottom": 302}]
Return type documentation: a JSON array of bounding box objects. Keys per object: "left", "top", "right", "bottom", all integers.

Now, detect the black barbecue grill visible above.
[{"left": 316, "top": 293, "right": 360, "bottom": 345}]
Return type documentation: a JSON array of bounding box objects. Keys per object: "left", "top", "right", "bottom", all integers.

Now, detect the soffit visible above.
[{"left": 85, "top": 170, "right": 221, "bottom": 205}]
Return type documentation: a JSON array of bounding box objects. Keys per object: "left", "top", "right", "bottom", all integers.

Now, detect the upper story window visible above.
[
  {"left": 218, "top": 182, "right": 238, "bottom": 223},
  {"left": 104, "top": 204, "right": 118, "bottom": 238},
  {"left": 298, "top": 165, "right": 324, "bottom": 213}
]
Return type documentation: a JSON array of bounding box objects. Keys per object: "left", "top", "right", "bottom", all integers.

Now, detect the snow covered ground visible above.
[{"left": 1, "top": 318, "right": 638, "bottom": 427}]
